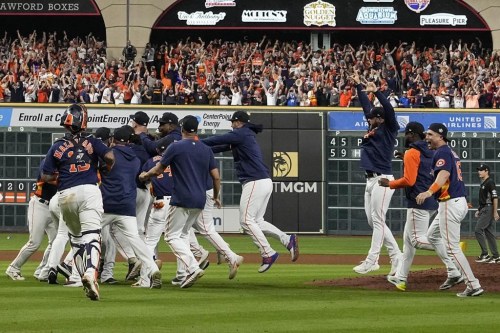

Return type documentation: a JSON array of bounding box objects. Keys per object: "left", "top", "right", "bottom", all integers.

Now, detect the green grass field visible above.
[{"left": 1, "top": 234, "right": 499, "bottom": 333}]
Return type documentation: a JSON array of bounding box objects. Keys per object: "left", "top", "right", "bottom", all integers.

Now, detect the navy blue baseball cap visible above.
[
  {"left": 180, "top": 115, "right": 198, "bottom": 133},
  {"left": 229, "top": 111, "right": 250, "bottom": 123}
]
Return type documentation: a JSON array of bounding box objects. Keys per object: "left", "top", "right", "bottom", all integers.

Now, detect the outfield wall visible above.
[{"left": 0, "top": 104, "right": 498, "bottom": 236}]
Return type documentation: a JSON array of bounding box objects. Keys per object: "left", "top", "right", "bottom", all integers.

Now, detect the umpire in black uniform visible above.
[{"left": 474, "top": 163, "right": 500, "bottom": 263}]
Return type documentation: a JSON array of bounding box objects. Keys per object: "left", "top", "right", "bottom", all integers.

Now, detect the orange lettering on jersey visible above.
[{"left": 82, "top": 140, "right": 94, "bottom": 155}]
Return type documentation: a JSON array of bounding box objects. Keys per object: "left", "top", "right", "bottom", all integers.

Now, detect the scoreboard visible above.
[{"left": 326, "top": 130, "right": 500, "bottom": 235}]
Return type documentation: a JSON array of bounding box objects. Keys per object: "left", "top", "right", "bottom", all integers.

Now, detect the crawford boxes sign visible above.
[{"left": 0, "top": 0, "right": 100, "bottom": 15}]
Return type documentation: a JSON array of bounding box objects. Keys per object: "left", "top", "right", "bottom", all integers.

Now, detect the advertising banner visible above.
[
  {"left": 0, "top": 0, "right": 100, "bottom": 15},
  {"left": 154, "top": 0, "right": 487, "bottom": 31},
  {"left": 328, "top": 111, "right": 499, "bottom": 133},
  {"left": 4, "top": 107, "right": 234, "bottom": 130}
]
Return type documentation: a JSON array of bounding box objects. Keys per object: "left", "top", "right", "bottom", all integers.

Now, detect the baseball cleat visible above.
[
  {"left": 82, "top": 273, "right": 100, "bottom": 301},
  {"left": 258, "top": 252, "right": 279, "bottom": 273},
  {"left": 5, "top": 268, "right": 25, "bottom": 281},
  {"left": 475, "top": 254, "right": 491, "bottom": 263},
  {"left": 48, "top": 268, "right": 59, "bottom": 285},
  {"left": 64, "top": 280, "right": 83, "bottom": 288},
  {"left": 131, "top": 281, "right": 149, "bottom": 288},
  {"left": 387, "top": 275, "right": 406, "bottom": 291},
  {"left": 353, "top": 260, "right": 380, "bottom": 274},
  {"left": 487, "top": 256, "right": 500, "bottom": 263},
  {"left": 180, "top": 269, "right": 204, "bottom": 289},
  {"left": 57, "top": 263, "right": 72, "bottom": 280},
  {"left": 228, "top": 255, "right": 244, "bottom": 280},
  {"left": 150, "top": 270, "right": 162, "bottom": 289},
  {"left": 456, "top": 287, "right": 484, "bottom": 297},
  {"left": 287, "top": 234, "right": 299, "bottom": 262},
  {"left": 126, "top": 258, "right": 142, "bottom": 281},
  {"left": 102, "top": 278, "right": 118, "bottom": 285},
  {"left": 198, "top": 249, "right": 210, "bottom": 270},
  {"left": 439, "top": 275, "right": 464, "bottom": 290},
  {"left": 171, "top": 277, "right": 183, "bottom": 286}
]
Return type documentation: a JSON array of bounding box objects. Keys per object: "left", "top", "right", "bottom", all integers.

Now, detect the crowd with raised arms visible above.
[{"left": 0, "top": 31, "right": 499, "bottom": 108}]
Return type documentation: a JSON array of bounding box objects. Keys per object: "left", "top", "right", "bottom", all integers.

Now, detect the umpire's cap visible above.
[
  {"left": 477, "top": 164, "right": 490, "bottom": 172},
  {"left": 159, "top": 112, "right": 178, "bottom": 125},
  {"left": 366, "top": 107, "right": 384, "bottom": 119},
  {"left": 229, "top": 111, "right": 250, "bottom": 123},
  {"left": 129, "top": 111, "right": 149, "bottom": 126},
  {"left": 405, "top": 122, "right": 425, "bottom": 138},
  {"left": 180, "top": 115, "right": 198, "bottom": 133},
  {"left": 94, "top": 127, "right": 111, "bottom": 141},
  {"left": 427, "top": 123, "right": 448, "bottom": 142}
]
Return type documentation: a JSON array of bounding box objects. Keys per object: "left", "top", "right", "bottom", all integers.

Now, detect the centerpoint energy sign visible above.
[{"left": 153, "top": 0, "right": 487, "bottom": 30}]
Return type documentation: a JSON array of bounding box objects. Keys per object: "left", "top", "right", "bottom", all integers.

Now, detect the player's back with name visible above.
[
  {"left": 43, "top": 134, "right": 110, "bottom": 190},
  {"left": 160, "top": 139, "right": 216, "bottom": 209}
]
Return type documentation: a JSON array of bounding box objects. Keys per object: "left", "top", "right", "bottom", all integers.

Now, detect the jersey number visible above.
[{"left": 69, "top": 163, "right": 91, "bottom": 173}]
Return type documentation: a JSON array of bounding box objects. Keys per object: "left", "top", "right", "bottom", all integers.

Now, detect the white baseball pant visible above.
[
  {"left": 136, "top": 187, "right": 153, "bottom": 240},
  {"left": 437, "top": 197, "right": 481, "bottom": 290},
  {"left": 364, "top": 175, "right": 402, "bottom": 264},
  {"left": 8, "top": 196, "right": 57, "bottom": 276},
  {"left": 240, "top": 178, "right": 290, "bottom": 258},
  {"left": 101, "top": 213, "right": 159, "bottom": 286},
  {"left": 395, "top": 208, "right": 461, "bottom": 281},
  {"left": 164, "top": 206, "right": 202, "bottom": 276},
  {"left": 58, "top": 184, "right": 103, "bottom": 277}
]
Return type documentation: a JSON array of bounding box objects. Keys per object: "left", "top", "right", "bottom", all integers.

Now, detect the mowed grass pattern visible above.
[{"left": 1, "top": 234, "right": 500, "bottom": 332}]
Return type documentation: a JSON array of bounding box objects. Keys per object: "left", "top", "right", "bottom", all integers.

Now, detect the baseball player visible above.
[
  {"left": 128, "top": 111, "right": 154, "bottom": 240},
  {"left": 202, "top": 111, "right": 299, "bottom": 273},
  {"left": 139, "top": 112, "right": 181, "bottom": 156},
  {"left": 416, "top": 123, "right": 483, "bottom": 297},
  {"left": 99, "top": 126, "right": 161, "bottom": 288},
  {"left": 5, "top": 159, "right": 58, "bottom": 281},
  {"left": 42, "top": 103, "right": 114, "bottom": 301},
  {"left": 379, "top": 122, "right": 462, "bottom": 291},
  {"left": 474, "top": 164, "right": 500, "bottom": 263},
  {"left": 350, "top": 72, "right": 402, "bottom": 275},
  {"left": 140, "top": 115, "right": 219, "bottom": 288}
]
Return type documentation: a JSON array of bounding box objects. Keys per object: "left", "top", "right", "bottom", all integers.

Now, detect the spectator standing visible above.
[
  {"left": 122, "top": 40, "right": 137, "bottom": 64},
  {"left": 436, "top": 91, "right": 450, "bottom": 108},
  {"left": 142, "top": 43, "right": 155, "bottom": 71}
]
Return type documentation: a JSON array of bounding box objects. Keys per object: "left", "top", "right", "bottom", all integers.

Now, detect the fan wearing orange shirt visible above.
[{"left": 379, "top": 122, "right": 462, "bottom": 292}]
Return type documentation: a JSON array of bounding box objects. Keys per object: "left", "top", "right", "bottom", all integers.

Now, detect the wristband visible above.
[{"left": 428, "top": 182, "right": 440, "bottom": 194}]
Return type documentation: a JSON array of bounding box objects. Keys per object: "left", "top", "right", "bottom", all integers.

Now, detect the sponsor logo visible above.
[
  {"left": 420, "top": 13, "right": 467, "bottom": 26},
  {"left": 205, "top": 0, "right": 236, "bottom": 8},
  {"left": 304, "top": 0, "right": 336, "bottom": 27},
  {"left": 356, "top": 7, "right": 397, "bottom": 24},
  {"left": 436, "top": 158, "right": 445, "bottom": 167},
  {"left": 273, "top": 152, "right": 298, "bottom": 177},
  {"left": 178, "top": 11, "right": 226, "bottom": 25},
  {"left": 397, "top": 116, "right": 410, "bottom": 130},
  {"left": 273, "top": 182, "right": 318, "bottom": 193},
  {"left": 0, "top": 107, "right": 12, "bottom": 126},
  {"left": 484, "top": 116, "right": 497, "bottom": 129},
  {"left": 242, "top": 10, "right": 287, "bottom": 23},
  {"left": 404, "top": 0, "right": 430, "bottom": 13}
]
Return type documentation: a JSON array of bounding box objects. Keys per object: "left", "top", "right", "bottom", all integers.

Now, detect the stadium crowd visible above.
[{"left": 1, "top": 30, "right": 500, "bottom": 108}]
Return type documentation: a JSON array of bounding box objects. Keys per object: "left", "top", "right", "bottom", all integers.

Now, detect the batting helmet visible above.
[{"left": 60, "top": 103, "right": 88, "bottom": 133}]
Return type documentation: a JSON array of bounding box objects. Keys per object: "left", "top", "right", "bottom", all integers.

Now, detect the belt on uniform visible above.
[
  {"left": 36, "top": 197, "right": 50, "bottom": 205},
  {"left": 156, "top": 196, "right": 166, "bottom": 200},
  {"left": 365, "top": 171, "right": 382, "bottom": 178}
]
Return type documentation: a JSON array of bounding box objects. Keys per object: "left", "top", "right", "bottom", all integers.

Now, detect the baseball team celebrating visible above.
[{"left": 5, "top": 70, "right": 494, "bottom": 300}]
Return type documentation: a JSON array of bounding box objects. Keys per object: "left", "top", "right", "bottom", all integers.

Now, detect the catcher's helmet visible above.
[{"left": 60, "top": 103, "right": 88, "bottom": 133}]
